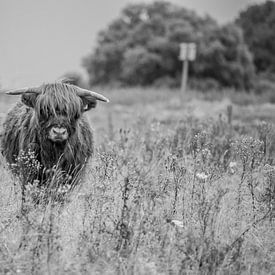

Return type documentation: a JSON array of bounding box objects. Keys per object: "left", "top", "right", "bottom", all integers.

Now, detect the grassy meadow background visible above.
[{"left": 0, "top": 87, "right": 274, "bottom": 274}]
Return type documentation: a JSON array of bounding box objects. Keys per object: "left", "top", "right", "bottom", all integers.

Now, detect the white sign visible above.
[
  {"left": 179, "top": 43, "right": 188, "bottom": 60},
  {"left": 188, "top": 43, "right": 196, "bottom": 61},
  {"left": 179, "top": 43, "right": 197, "bottom": 61}
]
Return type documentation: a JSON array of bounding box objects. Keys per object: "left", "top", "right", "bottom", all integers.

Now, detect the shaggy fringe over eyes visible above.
[{"left": 35, "top": 83, "right": 83, "bottom": 119}]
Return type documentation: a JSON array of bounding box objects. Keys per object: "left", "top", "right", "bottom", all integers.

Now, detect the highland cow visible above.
[{"left": 1, "top": 80, "right": 109, "bottom": 187}]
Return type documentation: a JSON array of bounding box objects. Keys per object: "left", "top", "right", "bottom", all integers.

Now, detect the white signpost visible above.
[{"left": 179, "top": 42, "right": 197, "bottom": 98}]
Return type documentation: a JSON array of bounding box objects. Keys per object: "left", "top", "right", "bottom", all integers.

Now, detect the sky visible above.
[{"left": 0, "top": 0, "right": 267, "bottom": 88}]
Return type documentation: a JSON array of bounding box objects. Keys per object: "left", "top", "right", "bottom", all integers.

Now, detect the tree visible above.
[
  {"left": 121, "top": 46, "right": 163, "bottom": 85},
  {"left": 193, "top": 24, "right": 255, "bottom": 90},
  {"left": 236, "top": 1, "right": 275, "bottom": 73},
  {"left": 83, "top": 1, "right": 255, "bottom": 89}
]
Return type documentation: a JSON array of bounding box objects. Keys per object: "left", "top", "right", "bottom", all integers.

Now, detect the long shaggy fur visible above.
[
  {"left": 35, "top": 83, "right": 83, "bottom": 119},
  {"left": 1, "top": 83, "right": 94, "bottom": 184}
]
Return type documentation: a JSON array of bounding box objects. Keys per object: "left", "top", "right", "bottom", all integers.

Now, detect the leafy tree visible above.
[
  {"left": 236, "top": 1, "right": 275, "bottom": 73},
  {"left": 121, "top": 46, "right": 163, "bottom": 85},
  {"left": 193, "top": 24, "right": 255, "bottom": 90},
  {"left": 83, "top": 1, "right": 255, "bottom": 89}
]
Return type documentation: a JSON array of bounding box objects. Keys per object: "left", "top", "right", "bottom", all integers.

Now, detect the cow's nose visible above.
[
  {"left": 49, "top": 127, "right": 68, "bottom": 142},
  {"left": 52, "top": 127, "right": 67, "bottom": 136}
]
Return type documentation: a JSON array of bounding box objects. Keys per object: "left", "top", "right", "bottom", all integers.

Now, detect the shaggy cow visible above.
[{"left": 1, "top": 81, "right": 109, "bottom": 186}]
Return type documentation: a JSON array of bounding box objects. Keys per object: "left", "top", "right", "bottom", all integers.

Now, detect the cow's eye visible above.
[{"left": 38, "top": 111, "right": 47, "bottom": 120}]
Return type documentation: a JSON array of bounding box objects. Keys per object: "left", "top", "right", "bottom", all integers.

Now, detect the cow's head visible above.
[{"left": 6, "top": 81, "right": 109, "bottom": 144}]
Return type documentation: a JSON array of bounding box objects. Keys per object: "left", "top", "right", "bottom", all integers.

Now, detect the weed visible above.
[{"left": 0, "top": 106, "right": 274, "bottom": 274}]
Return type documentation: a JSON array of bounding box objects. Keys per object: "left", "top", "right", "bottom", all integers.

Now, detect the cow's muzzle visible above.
[{"left": 49, "top": 127, "right": 68, "bottom": 142}]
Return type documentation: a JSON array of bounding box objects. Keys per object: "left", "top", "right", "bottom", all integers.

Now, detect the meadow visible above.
[{"left": 0, "top": 87, "right": 274, "bottom": 274}]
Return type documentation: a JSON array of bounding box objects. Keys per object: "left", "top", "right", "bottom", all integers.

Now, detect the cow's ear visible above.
[
  {"left": 21, "top": 93, "right": 38, "bottom": 108},
  {"left": 80, "top": 95, "right": 97, "bottom": 111}
]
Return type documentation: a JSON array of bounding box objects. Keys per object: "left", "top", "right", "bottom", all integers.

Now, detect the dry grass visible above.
[{"left": 0, "top": 88, "right": 275, "bottom": 274}]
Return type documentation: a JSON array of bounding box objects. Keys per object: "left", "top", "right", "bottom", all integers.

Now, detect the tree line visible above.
[{"left": 82, "top": 1, "right": 275, "bottom": 91}]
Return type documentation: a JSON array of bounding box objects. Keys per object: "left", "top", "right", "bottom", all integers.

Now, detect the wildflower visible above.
[
  {"left": 229, "top": 161, "right": 237, "bottom": 168},
  {"left": 229, "top": 161, "right": 238, "bottom": 174},
  {"left": 171, "top": 220, "right": 184, "bottom": 228},
  {"left": 196, "top": 172, "right": 209, "bottom": 180},
  {"left": 263, "top": 164, "right": 275, "bottom": 173}
]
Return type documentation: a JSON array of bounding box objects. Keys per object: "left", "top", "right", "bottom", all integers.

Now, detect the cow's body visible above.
[{"left": 1, "top": 82, "right": 108, "bottom": 185}]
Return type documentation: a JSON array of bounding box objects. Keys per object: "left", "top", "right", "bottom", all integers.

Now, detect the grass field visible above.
[{"left": 0, "top": 88, "right": 275, "bottom": 274}]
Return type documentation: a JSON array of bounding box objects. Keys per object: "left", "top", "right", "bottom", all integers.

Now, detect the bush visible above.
[
  {"left": 83, "top": 1, "right": 255, "bottom": 89},
  {"left": 254, "top": 78, "right": 275, "bottom": 95},
  {"left": 237, "top": 1, "right": 275, "bottom": 73},
  {"left": 61, "top": 72, "right": 88, "bottom": 88},
  {"left": 193, "top": 24, "right": 255, "bottom": 90},
  {"left": 189, "top": 77, "right": 221, "bottom": 92}
]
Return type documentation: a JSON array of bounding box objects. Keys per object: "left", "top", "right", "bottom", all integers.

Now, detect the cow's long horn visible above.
[
  {"left": 5, "top": 87, "right": 40, "bottom": 95},
  {"left": 76, "top": 88, "right": 109, "bottom": 102}
]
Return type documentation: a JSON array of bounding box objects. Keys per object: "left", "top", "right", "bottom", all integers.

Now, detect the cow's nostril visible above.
[
  {"left": 49, "top": 127, "right": 68, "bottom": 142},
  {"left": 52, "top": 127, "right": 67, "bottom": 136}
]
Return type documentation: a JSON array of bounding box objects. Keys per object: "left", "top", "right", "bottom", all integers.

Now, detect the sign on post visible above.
[
  {"left": 179, "top": 43, "right": 188, "bottom": 60},
  {"left": 179, "top": 42, "right": 197, "bottom": 98},
  {"left": 187, "top": 43, "right": 196, "bottom": 61},
  {"left": 179, "top": 42, "right": 197, "bottom": 61}
]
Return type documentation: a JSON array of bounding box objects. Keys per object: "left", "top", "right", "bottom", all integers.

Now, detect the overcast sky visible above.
[{"left": 0, "top": 0, "right": 267, "bottom": 88}]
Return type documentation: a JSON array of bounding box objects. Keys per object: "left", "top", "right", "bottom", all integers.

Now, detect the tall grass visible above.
[{"left": 0, "top": 113, "right": 274, "bottom": 274}]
